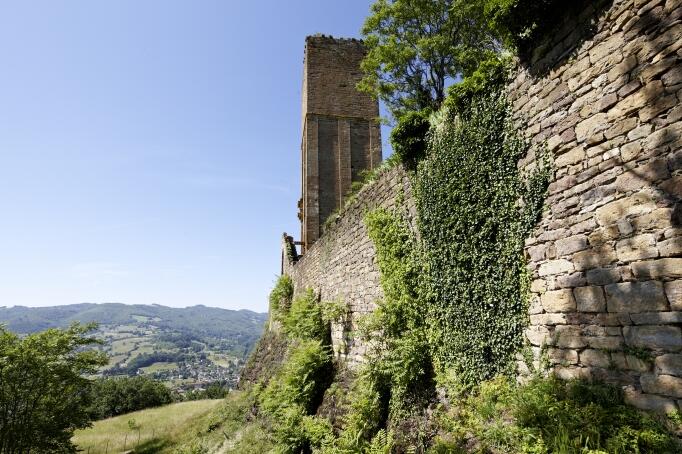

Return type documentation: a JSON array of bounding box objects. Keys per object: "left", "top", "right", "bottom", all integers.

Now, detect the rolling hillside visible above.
[{"left": 0, "top": 303, "right": 268, "bottom": 391}]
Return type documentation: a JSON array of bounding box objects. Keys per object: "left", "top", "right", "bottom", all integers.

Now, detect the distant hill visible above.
[
  {"left": 0, "top": 303, "right": 268, "bottom": 390},
  {"left": 0, "top": 303, "right": 267, "bottom": 340}
]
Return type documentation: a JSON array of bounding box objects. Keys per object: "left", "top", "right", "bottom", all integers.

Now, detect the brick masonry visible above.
[
  {"left": 282, "top": 0, "right": 682, "bottom": 412},
  {"left": 300, "top": 36, "right": 382, "bottom": 252}
]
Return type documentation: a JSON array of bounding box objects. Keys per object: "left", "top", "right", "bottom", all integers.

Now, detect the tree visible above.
[
  {"left": 86, "top": 376, "right": 174, "bottom": 419},
  {"left": 0, "top": 323, "right": 107, "bottom": 453},
  {"left": 359, "top": 0, "right": 496, "bottom": 119}
]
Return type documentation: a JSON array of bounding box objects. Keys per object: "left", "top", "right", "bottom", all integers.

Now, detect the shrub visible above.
[
  {"left": 259, "top": 339, "right": 334, "bottom": 453},
  {"left": 269, "top": 274, "right": 294, "bottom": 313},
  {"left": 513, "top": 377, "right": 678, "bottom": 453},
  {"left": 260, "top": 339, "right": 332, "bottom": 416},
  {"left": 281, "top": 288, "right": 328, "bottom": 342},
  {"left": 435, "top": 376, "right": 679, "bottom": 453},
  {"left": 390, "top": 110, "right": 431, "bottom": 169}
]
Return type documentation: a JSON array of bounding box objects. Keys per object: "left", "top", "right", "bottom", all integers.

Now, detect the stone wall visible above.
[
  {"left": 512, "top": 0, "right": 682, "bottom": 412},
  {"left": 282, "top": 0, "right": 682, "bottom": 411},
  {"left": 283, "top": 165, "right": 416, "bottom": 364}
]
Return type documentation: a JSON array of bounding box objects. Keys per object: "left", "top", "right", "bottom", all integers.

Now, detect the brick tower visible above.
[{"left": 299, "top": 35, "right": 382, "bottom": 253}]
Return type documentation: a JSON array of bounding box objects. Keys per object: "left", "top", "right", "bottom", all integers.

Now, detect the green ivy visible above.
[
  {"left": 415, "top": 85, "right": 550, "bottom": 388},
  {"left": 390, "top": 110, "right": 431, "bottom": 170}
]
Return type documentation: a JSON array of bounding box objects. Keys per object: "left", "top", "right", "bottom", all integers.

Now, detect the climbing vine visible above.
[{"left": 414, "top": 85, "right": 550, "bottom": 387}]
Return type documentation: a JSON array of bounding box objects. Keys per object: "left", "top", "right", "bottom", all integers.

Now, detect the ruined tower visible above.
[{"left": 299, "top": 36, "right": 382, "bottom": 253}]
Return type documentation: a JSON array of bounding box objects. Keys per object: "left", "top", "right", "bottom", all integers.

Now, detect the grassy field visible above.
[
  {"left": 74, "top": 392, "right": 274, "bottom": 454},
  {"left": 140, "top": 361, "right": 178, "bottom": 374},
  {"left": 73, "top": 399, "right": 223, "bottom": 454},
  {"left": 110, "top": 337, "right": 146, "bottom": 355}
]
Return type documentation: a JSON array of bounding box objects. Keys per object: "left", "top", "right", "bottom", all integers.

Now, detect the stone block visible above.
[
  {"left": 571, "top": 217, "right": 598, "bottom": 235},
  {"left": 529, "top": 296, "right": 544, "bottom": 315},
  {"left": 538, "top": 259, "right": 574, "bottom": 276},
  {"left": 573, "top": 246, "right": 618, "bottom": 271},
  {"left": 555, "top": 146, "right": 586, "bottom": 168},
  {"left": 616, "top": 234, "right": 658, "bottom": 262},
  {"left": 555, "top": 325, "right": 587, "bottom": 349},
  {"left": 527, "top": 244, "right": 547, "bottom": 262},
  {"left": 595, "top": 192, "right": 657, "bottom": 226},
  {"left": 574, "top": 286, "right": 607, "bottom": 312},
  {"left": 605, "top": 281, "right": 668, "bottom": 313},
  {"left": 631, "top": 208, "right": 673, "bottom": 232},
  {"left": 525, "top": 325, "right": 551, "bottom": 347},
  {"left": 662, "top": 65, "right": 682, "bottom": 86},
  {"left": 621, "top": 140, "right": 643, "bottom": 162},
  {"left": 641, "top": 373, "right": 682, "bottom": 398},
  {"left": 660, "top": 175, "right": 682, "bottom": 199},
  {"left": 624, "top": 386, "right": 678, "bottom": 413},
  {"left": 556, "top": 235, "right": 589, "bottom": 257},
  {"left": 530, "top": 313, "right": 568, "bottom": 326},
  {"left": 665, "top": 281, "right": 682, "bottom": 311},
  {"left": 554, "top": 366, "right": 592, "bottom": 381},
  {"left": 530, "top": 279, "right": 546, "bottom": 292},
  {"left": 658, "top": 237, "right": 682, "bottom": 257},
  {"left": 557, "top": 272, "right": 586, "bottom": 288},
  {"left": 624, "top": 325, "right": 682, "bottom": 351},
  {"left": 656, "top": 354, "right": 682, "bottom": 376},
  {"left": 541, "top": 289, "right": 577, "bottom": 313},
  {"left": 646, "top": 122, "right": 682, "bottom": 148},
  {"left": 616, "top": 161, "right": 669, "bottom": 192},
  {"left": 630, "top": 312, "right": 682, "bottom": 325},
  {"left": 639, "top": 95, "right": 677, "bottom": 122},
  {"left": 586, "top": 267, "right": 621, "bottom": 285},
  {"left": 626, "top": 354, "right": 652, "bottom": 373},
  {"left": 607, "top": 54, "right": 637, "bottom": 82},
  {"left": 588, "top": 227, "right": 619, "bottom": 246},
  {"left": 547, "top": 348, "right": 579, "bottom": 365},
  {"left": 576, "top": 113, "right": 609, "bottom": 144},
  {"left": 586, "top": 335, "right": 623, "bottom": 350},
  {"left": 580, "top": 349, "right": 611, "bottom": 368},
  {"left": 627, "top": 123, "right": 653, "bottom": 141},
  {"left": 607, "top": 81, "right": 663, "bottom": 120},
  {"left": 632, "top": 258, "right": 682, "bottom": 279},
  {"left": 640, "top": 57, "right": 677, "bottom": 82}
]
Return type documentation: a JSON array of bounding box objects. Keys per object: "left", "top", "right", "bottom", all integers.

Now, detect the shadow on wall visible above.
[
  {"left": 523, "top": 0, "right": 614, "bottom": 77},
  {"left": 522, "top": 0, "right": 682, "bottom": 408}
]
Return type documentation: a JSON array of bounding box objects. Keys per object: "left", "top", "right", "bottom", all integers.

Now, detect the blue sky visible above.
[{"left": 0, "top": 0, "right": 389, "bottom": 312}]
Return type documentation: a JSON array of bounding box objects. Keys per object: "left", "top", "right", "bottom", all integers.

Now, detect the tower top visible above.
[{"left": 302, "top": 35, "right": 378, "bottom": 122}]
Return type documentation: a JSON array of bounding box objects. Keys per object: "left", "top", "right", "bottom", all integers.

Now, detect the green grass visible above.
[
  {"left": 103, "top": 354, "right": 128, "bottom": 370},
  {"left": 110, "top": 337, "right": 145, "bottom": 355},
  {"left": 131, "top": 343, "right": 157, "bottom": 355},
  {"left": 208, "top": 353, "right": 233, "bottom": 368},
  {"left": 73, "top": 399, "right": 223, "bottom": 453},
  {"left": 74, "top": 392, "right": 274, "bottom": 454},
  {"left": 140, "top": 362, "right": 178, "bottom": 374}
]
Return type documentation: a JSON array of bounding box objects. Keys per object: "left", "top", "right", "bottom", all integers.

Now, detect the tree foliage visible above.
[
  {"left": 359, "top": 0, "right": 496, "bottom": 119},
  {"left": 0, "top": 323, "right": 107, "bottom": 453},
  {"left": 86, "top": 376, "right": 174, "bottom": 420}
]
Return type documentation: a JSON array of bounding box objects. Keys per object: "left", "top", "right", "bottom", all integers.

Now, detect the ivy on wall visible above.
[{"left": 415, "top": 86, "right": 549, "bottom": 387}]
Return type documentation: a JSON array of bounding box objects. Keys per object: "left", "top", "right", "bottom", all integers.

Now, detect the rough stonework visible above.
[
  {"left": 282, "top": 0, "right": 682, "bottom": 412},
  {"left": 300, "top": 36, "right": 382, "bottom": 252},
  {"left": 512, "top": 0, "right": 682, "bottom": 412},
  {"left": 284, "top": 165, "right": 416, "bottom": 364}
]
